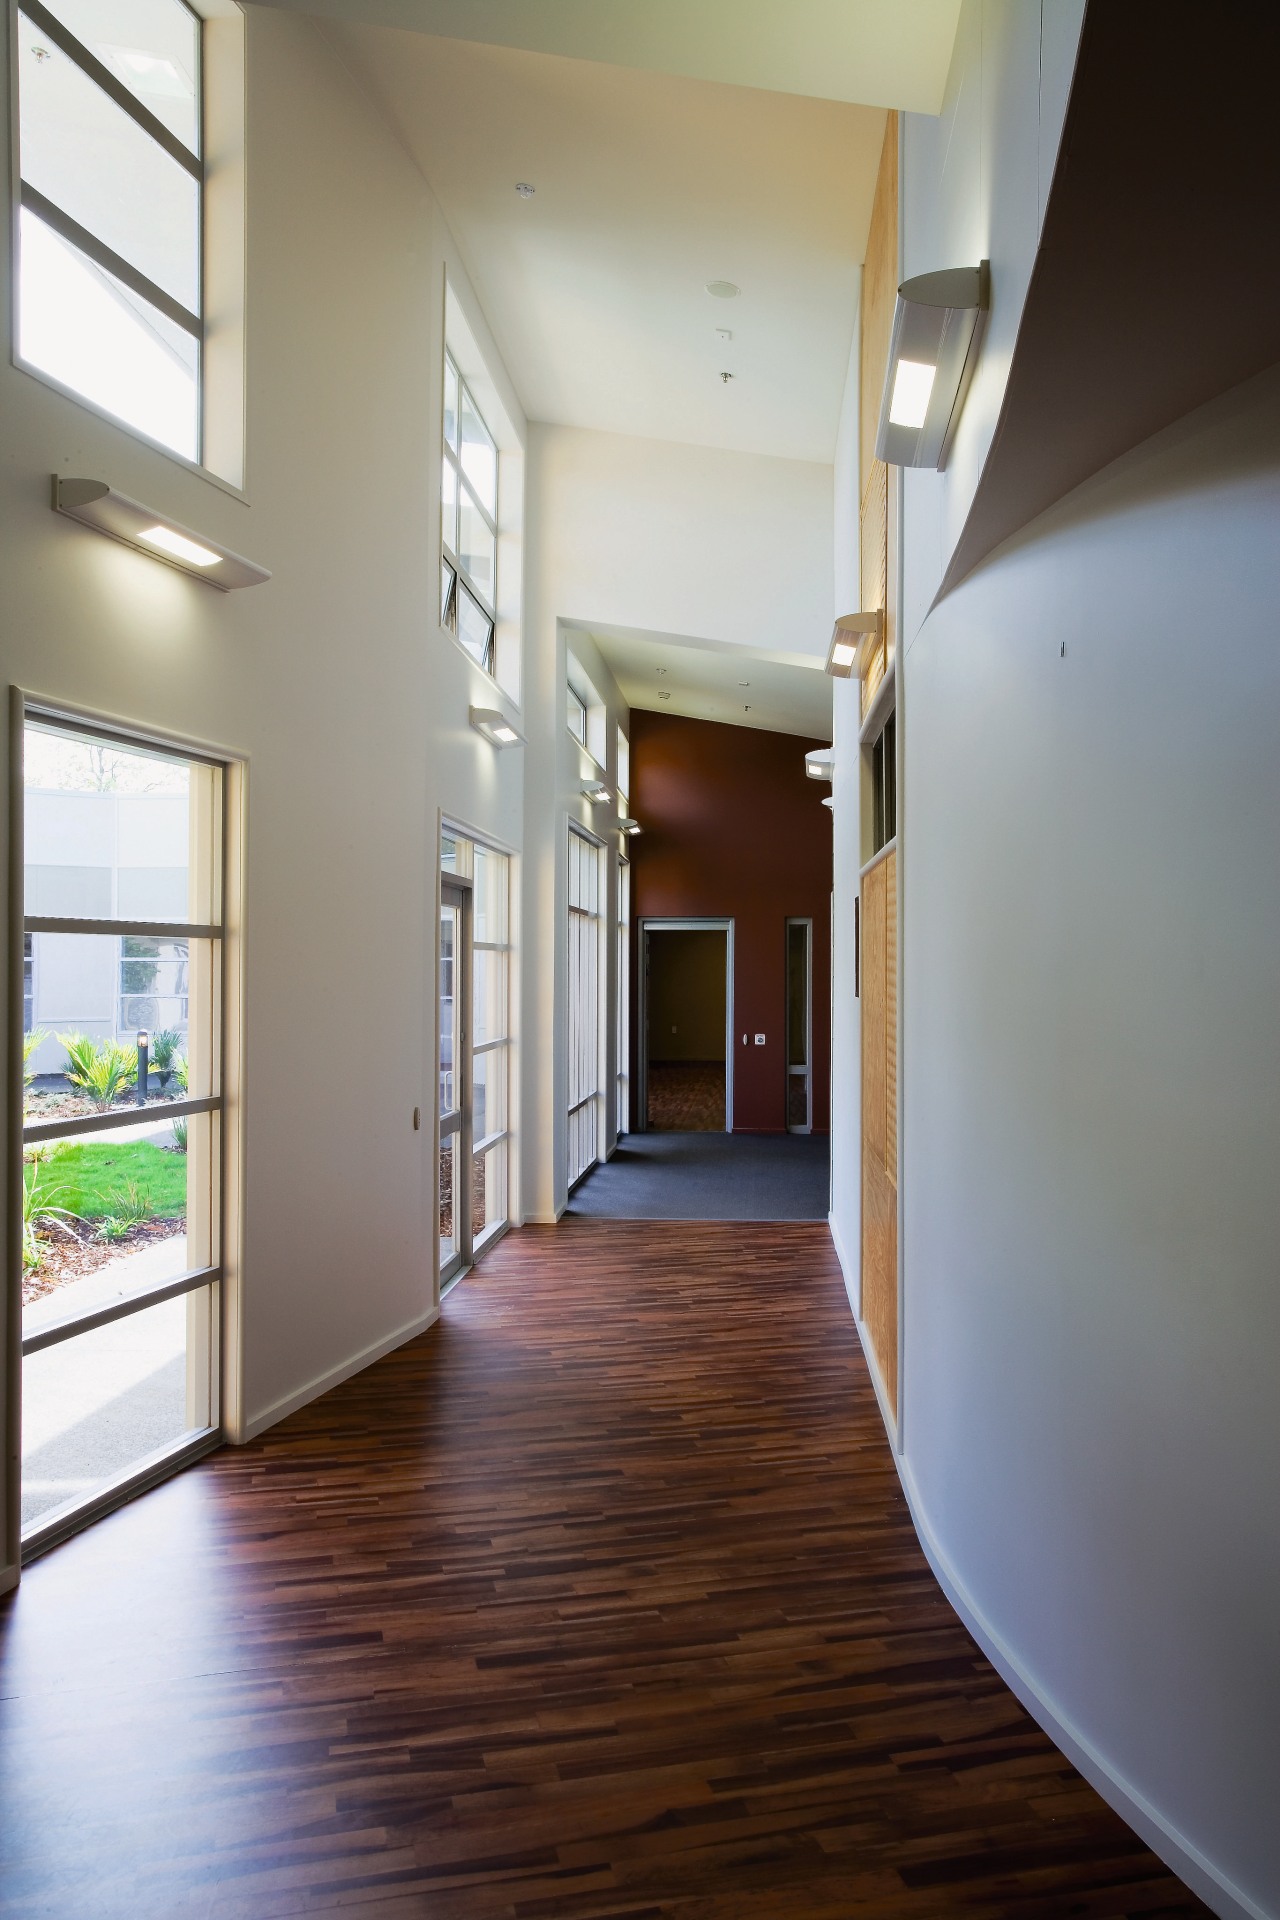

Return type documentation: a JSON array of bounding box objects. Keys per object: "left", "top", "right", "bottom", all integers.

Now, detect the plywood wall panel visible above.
[
  {"left": 860, "top": 113, "right": 899, "bottom": 500},
  {"left": 861, "top": 849, "right": 898, "bottom": 1416}
]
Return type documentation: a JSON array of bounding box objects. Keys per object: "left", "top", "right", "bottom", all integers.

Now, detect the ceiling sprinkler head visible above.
[
  {"left": 720, "top": 370, "right": 733, "bottom": 384},
  {"left": 515, "top": 181, "right": 535, "bottom": 198}
]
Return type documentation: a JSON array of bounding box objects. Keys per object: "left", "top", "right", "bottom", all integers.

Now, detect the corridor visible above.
[{"left": 0, "top": 1221, "right": 1205, "bottom": 1917}]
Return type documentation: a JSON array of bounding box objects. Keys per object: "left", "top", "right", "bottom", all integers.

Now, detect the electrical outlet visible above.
[{"left": 754, "top": 1033, "right": 766, "bottom": 1045}]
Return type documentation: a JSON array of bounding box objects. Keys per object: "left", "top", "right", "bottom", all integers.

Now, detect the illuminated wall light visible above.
[
  {"left": 805, "top": 749, "right": 835, "bottom": 782},
  {"left": 888, "top": 359, "right": 937, "bottom": 429},
  {"left": 581, "top": 780, "right": 612, "bottom": 803},
  {"left": 825, "top": 609, "right": 883, "bottom": 679},
  {"left": 617, "top": 818, "right": 642, "bottom": 837},
  {"left": 140, "top": 525, "right": 219, "bottom": 566},
  {"left": 469, "top": 705, "right": 523, "bottom": 747},
  {"left": 51, "top": 477, "right": 270, "bottom": 589},
  {"left": 874, "top": 262, "right": 989, "bottom": 469}
]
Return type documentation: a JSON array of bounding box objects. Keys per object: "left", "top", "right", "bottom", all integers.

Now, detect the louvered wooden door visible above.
[{"left": 861, "top": 847, "right": 898, "bottom": 1416}]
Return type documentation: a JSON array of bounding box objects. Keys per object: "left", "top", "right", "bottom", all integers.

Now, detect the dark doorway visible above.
[{"left": 642, "top": 924, "right": 730, "bottom": 1131}]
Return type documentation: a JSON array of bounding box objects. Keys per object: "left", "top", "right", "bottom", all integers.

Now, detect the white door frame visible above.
[{"left": 637, "top": 918, "right": 734, "bottom": 1133}]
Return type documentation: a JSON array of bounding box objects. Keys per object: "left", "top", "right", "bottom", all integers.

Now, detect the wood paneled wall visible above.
[
  {"left": 858, "top": 112, "right": 900, "bottom": 1416},
  {"left": 860, "top": 113, "right": 899, "bottom": 500},
  {"left": 861, "top": 848, "right": 898, "bottom": 1415}
]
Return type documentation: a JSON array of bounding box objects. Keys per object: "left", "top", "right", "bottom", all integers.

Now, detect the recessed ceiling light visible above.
[
  {"left": 706, "top": 280, "right": 740, "bottom": 299},
  {"left": 515, "top": 182, "right": 535, "bottom": 198}
]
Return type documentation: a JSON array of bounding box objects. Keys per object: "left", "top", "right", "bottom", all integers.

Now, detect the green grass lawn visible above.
[{"left": 31, "top": 1140, "right": 186, "bottom": 1221}]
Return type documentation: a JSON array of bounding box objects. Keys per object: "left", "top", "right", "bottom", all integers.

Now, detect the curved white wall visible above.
[{"left": 902, "top": 367, "right": 1280, "bottom": 1920}]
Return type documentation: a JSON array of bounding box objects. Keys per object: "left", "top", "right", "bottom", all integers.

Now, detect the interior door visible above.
[{"left": 439, "top": 881, "right": 471, "bottom": 1284}]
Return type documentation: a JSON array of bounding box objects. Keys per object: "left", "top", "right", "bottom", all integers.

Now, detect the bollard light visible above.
[{"left": 136, "top": 1029, "right": 149, "bottom": 1105}]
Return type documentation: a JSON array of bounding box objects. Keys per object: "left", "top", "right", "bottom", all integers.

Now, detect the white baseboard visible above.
[
  {"left": 826, "top": 1212, "right": 1266, "bottom": 1920},
  {"left": 239, "top": 1304, "right": 439, "bottom": 1443},
  {"left": 896, "top": 1460, "right": 1267, "bottom": 1920}
]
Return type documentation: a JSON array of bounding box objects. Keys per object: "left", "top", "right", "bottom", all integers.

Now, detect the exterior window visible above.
[
  {"left": 871, "top": 709, "right": 897, "bottom": 854},
  {"left": 438, "top": 829, "right": 512, "bottom": 1286},
  {"left": 441, "top": 352, "right": 497, "bottom": 673},
  {"left": 567, "top": 827, "right": 603, "bottom": 1188},
  {"left": 15, "top": 0, "right": 204, "bottom": 462},
  {"left": 19, "top": 711, "right": 226, "bottom": 1555},
  {"left": 567, "top": 685, "right": 588, "bottom": 745}
]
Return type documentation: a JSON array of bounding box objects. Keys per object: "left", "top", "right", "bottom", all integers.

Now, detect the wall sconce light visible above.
[
  {"left": 617, "top": 818, "right": 642, "bottom": 837},
  {"left": 52, "top": 477, "right": 270, "bottom": 589},
  {"left": 874, "top": 262, "right": 989, "bottom": 469},
  {"left": 581, "top": 780, "right": 612, "bottom": 803},
  {"left": 826, "top": 610, "right": 883, "bottom": 678},
  {"left": 469, "top": 706, "right": 522, "bottom": 747},
  {"left": 821, "top": 796, "right": 834, "bottom": 811},
  {"left": 805, "top": 749, "right": 835, "bottom": 782}
]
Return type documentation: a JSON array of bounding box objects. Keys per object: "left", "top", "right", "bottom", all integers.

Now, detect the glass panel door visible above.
[
  {"left": 439, "top": 885, "right": 465, "bottom": 1283},
  {"left": 20, "top": 711, "right": 224, "bottom": 1554},
  {"left": 786, "top": 918, "right": 812, "bottom": 1133}
]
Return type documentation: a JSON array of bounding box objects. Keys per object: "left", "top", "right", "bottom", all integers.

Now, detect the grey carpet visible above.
[{"left": 566, "top": 1131, "right": 830, "bottom": 1222}]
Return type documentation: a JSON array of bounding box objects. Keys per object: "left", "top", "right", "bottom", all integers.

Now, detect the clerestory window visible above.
[
  {"left": 15, "top": 0, "right": 205, "bottom": 463},
  {"left": 441, "top": 352, "right": 498, "bottom": 674}
]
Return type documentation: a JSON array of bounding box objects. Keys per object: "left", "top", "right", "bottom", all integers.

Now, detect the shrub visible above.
[
  {"left": 172, "top": 1117, "right": 188, "bottom": 1154},
  {"left": 149, "top": 1028, "right": 184, "bottom": 1088},
  {"left": 58, "top": 1033, "right": 138, "bottom": 1111}
]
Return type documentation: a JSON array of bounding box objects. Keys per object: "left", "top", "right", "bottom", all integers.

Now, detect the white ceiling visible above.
[
  {"left": 261, "top": 1, "right": 964, "bottom": 113},
  {"left": 325, "top": 25, "right": 891, "bottom": 460},
  {"left": 588, "top": 627, "right": 832, "bottom": 741}
]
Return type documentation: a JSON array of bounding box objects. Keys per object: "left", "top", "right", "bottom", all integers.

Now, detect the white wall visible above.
[
  {"left": 520, "top": 434, "right": 630, "bottom": 1221},
  {"left": 0, "top": 8, "right": 537, "bottom": 1572},
  {"left": 900, "top": 0, "right": 1084, "bottom": 632},
  {"left": 902, "top": 365, "right": 1280, "bottom": 1920},
  {"left": 839, "top": 3, "right": 1280, "bottom": 1913},
  {"left": 525, "top": 424, "right": 835, "bottom": 659}
]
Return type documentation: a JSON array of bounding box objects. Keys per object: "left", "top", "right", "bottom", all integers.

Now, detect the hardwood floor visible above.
[{"left": 0, "top": 1221, "right": 1207, "bottom": 1919}]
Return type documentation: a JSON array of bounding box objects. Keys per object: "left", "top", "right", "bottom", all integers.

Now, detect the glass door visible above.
[
  {"left": 438, "top": 882, "right": 468, "bottom": 1285},
  {"left": 18, "top": 708, "right": 225, "bottom": 1558},
  {"left": 438, "top": 833, "right": 513, "bottom": 1287},
  {"left": 786, "top": 917, "right": 813, "bottom": 1132}
]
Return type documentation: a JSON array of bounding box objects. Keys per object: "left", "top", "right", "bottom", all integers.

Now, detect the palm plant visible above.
[
  {"left": 172, "top": 1052, "right": 189, "bottom": 1152},
  {"left": 149, "top": 1028, "right": 184, "bottom": 1090},
  {"left": 22, "top": 1147, "right": 84, "bottom": 1271},
  {"left": 58, "top": 1033, "right": 138, "bottom": 1112},
  {"left": 23, "top": 1028, "right": 47, "bottom": 1087}
]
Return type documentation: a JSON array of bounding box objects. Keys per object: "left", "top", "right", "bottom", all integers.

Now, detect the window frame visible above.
[
  {"left": 13, "top": 0, "right": 207, "bottom": 463},
  {"left": 441, "top": 350, "right": 498, "bottom": 676},
  {"left": 9, "top": 695, "right": 235, "bottom": 1570},
  {"left": 566, "top": 823, "right": 604, "bottom": 1190},
  {"left": 437, "top": 823, "right": 513, "bottom": 1294}
]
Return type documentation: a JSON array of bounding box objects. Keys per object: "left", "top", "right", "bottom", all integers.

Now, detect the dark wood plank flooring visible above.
[{"left": 0, "top": 1221, "right": 1208, "bottom": 1918}]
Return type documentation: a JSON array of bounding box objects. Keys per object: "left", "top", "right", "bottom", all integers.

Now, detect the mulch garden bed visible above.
[{"left": 23, "top": 1217, "right": 186, "bottom": 1308}]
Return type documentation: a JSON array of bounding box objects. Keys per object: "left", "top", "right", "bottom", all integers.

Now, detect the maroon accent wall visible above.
[{"left": 630, "top": 710, "right": 832, "bottom": 1134}]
